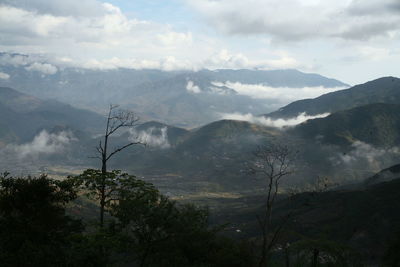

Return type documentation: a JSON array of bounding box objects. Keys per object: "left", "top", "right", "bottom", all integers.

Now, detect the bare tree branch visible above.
[
  {"left": 248, "top": 142, "right": 295, "bottom": 267},
  {"left": 90, "top": 104, "right": 144, "bottom": 227},
  {"left": 106, "top": 141, "right": 143, "bottom": 161},
  {"left": 88, "top": 156, "right": 102, "bottom": 160}
]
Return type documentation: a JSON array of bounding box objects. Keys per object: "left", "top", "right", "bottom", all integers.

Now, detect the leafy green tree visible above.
[
  {"left": 288, "top": 239, "right": 361, "bottom": 267},
  {"left": 67, "top": 226, "right": 123, "bottom": 267},
  {"left": 383, "top": 230, "right": 400, "bottom": 267},
  {"left": 0, "top": 173, "right": 82, "bottom": 267},
  {"left": 69, "top": 169, "right": 157, "bottom": 227},
  {"left": 112, "top": 192, "right": 253, "bottom": 267}
]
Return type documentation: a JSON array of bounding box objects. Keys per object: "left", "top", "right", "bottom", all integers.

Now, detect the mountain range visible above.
[
  {"left": 1, "top": 55, "right": 400, "bottom": 266},
  {"left": 1, "top": 74, "right": 400, "bottom": 193},
  {"left": 0, "top": 53, "right": 348, "bottom": 127},
  {"left": 118, "top": 77, "right": 400, "bottom": 189}
]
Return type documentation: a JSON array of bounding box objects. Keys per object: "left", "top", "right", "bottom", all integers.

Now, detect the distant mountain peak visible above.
[{"left": 0, "top": 59, "right": 349, "bottom": 127}]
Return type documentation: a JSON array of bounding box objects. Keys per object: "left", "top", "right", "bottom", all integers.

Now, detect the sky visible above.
[{"left": 0, "top": 0, "right": 399, "bottom": 84}]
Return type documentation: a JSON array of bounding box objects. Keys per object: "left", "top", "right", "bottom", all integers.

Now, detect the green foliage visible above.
[
  {"left": 383, "top": 229, "right": 400, "bottom": 267},
  {"left": 71, "top": 169, "right": 156, "bottom": 201},
  {"left": 112, "top": 191, "right": 253, "bottom": 266},
  {"left": 69, "top": 169, "right": 158, "bottom": 226},
  {"left": 0, "top": 170, "right": 254, "bottom": 266},
  {"left": 0, "top": 173, "right": 82, "bottom": 267},
  {"left": 67, "top": 227, "right": 124, "bottom": 267},
  {"left": 288, "top": 239, "right": 361, "bottom": 267}
]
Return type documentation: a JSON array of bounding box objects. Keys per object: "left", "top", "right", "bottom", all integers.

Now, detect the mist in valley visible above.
[{"left": 1, "top": 0, "right": 400, "bottom": 266}]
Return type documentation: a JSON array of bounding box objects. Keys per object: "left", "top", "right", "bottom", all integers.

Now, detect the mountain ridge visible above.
[
  {"left": 290, "top": 103, "right": 400, "bottom": 147},
  {"left": 0, "top": 55, "right": 349, "bottom": 127},
  {"left": 267, "top": 76, "right": 400, "bottom": 118},
  {"left": 0, "top": 86, "right": 105, "bottom": 143}
]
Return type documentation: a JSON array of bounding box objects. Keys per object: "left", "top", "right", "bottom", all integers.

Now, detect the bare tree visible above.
[
  {"left": 248, "top": 143, "right": 295, "bottom": 267},
  {"left": 92, "top": 104, "right": 143, "bottom": 226},
  {"left": 95, "top": 104, "right": 141, "bottom": 174}
]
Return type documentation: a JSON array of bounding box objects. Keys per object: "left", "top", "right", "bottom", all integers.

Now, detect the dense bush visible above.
[{"left": 0, "top": 171, "right": 253, "bottom": 267}]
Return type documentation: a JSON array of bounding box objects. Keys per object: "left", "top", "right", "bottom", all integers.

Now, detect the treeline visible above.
[
  {"left": 2, "top": 168, "right": 400, "bottom": 267},
  {"left": 0, "top": 170, "right": 253, "bottom": 267}
]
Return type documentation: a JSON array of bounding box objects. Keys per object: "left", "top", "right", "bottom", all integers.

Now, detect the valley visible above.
[
  {"left": 1, "top": 76, "right": 400, "bottom": 194},
  {"left": 1, "top": 1, "right": 399, "bottom": 265},
  {"left": 1, "top": 64, "right": 399, "bottom": 265}
]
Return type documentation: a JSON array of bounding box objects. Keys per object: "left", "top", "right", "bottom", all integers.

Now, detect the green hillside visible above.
[
  {"left": 0, "top": 87, "right": 105, "bottom": 144},
  {"left": 211, "top": 173, "right": 400, "bottom": 265},
  {"left": 177, "top": 119, "right": 280, "bottom": 153},
  {"left": 268, "top": 76, "right": 400, "bottom": 118},
  {"left": 364, "top": 163, "right": 400, "bottom": 186},
  {"left": 290, "top": 103, "right": 400, "bottom": 147},
  {"left": 135, "top": 121, "right": 190, "bottom": 146}
]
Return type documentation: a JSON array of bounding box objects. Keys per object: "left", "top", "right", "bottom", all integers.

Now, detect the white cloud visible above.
[
  {"left": 8, "top": 130, "right": 76, "bottom": 158},
  {"left": 157, "top": 32, "right": 193, "bottom": 46},
  {"left": 0, "top": 3, "right": 198, "bottom": 70},
  {"left": 79, "top": 58, "right": 153, "bottom": 70},
  {"left": 129, "top": 127, "right": 171, "bottom": 149},
  {"left": 0, "top": 72, "right": 10, "bottom": 79},
  {"left": 0, "top": 53, "right": 60, "bottom": 74},
  {"left": 219, "top": 112, "right": 330, "bottom": 128},
  {"left": 186, "top": 80, "right": 201, "bottom": 93},
  {"left": 0, "top": 0, "right": 398, "bottom": 83},
  {"left": 340, "top": 141, "right": 400, "bottom": 165},
  {"left": 209, "top": 86, "right": 232, "bottom": 95},
  {"left": 358, "top": 46, "right": 391, "bottom": 61},
  {"left": 187, "top": 0, "right": 400, "bottom": 41},
  {"left": 205, "top": 49, "right": 250, "bottom": 69},
  {"left": 160, "top": 56, "right": 195, "bottom": 71},
  {"left": 0, "top": 53, "right": 32, "bottom": 66},
  {"left": 328, "top": 141, "right": 400, "bottom": 177},
  {"left": 0, "top": 5, "right": 68, "bottom": 37},
  {"left": 0, "top": 1, "right": 305, "bottom": 72},
  {"left": 25, "top": 62, "right": 57, "bottom": 74},
  {"left": 205, "top": 49, "right": 300, "bottom": 70},
  {"left": 49, "top": 49, "right": 299, "bottom": 71},
  {"left": 212, "top": 81, "right": 345, "bottom": 101},
  {"left": 1, "top": 0, "right": 105, "bottom": 17},
  {"left": 0, "top": 49, "right": 301, "bottom": 73}
]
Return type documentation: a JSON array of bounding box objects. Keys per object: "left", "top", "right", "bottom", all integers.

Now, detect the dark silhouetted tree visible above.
[
  {"left": 70, "top": 169, "right": 156, "bottom": 227},
  {"left": 248, "top": 143, "right": 295, "bottom": 267},
  {"left": 0, "top": 173, "right": 82, "bottom": 266},
  {"left": 90, "top": 104, "right": 142, "bottom": 226},
  {"left": 111, "top": 192, "right": 254, "bottom": 267}
]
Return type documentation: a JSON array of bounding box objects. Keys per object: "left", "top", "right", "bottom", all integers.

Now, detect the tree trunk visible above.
[
  {"left": 259, "top": 236, "right": 267, "bottom": 267},
  {"left": 285, "top": 244, "right": 290, "bottom": 267},
  {"left": 311, "top": 248, "right": 319, "bottom": 267},
  {"left": 99, "top": 185, "right": 105, "bottom": 227},
  {"left": 100, "top": 134, "right": 107, "bottom": 227}
]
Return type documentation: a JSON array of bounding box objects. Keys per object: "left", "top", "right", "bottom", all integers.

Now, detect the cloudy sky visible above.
[{"left": 0, "top": 0, "right": 399, "bottom": 84}]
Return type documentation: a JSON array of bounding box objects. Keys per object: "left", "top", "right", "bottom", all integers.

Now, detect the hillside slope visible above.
[
  {"left": 212, "top": 173, "right": 400, "bottom": 264},
  {"left": 0, "top": 87, "right": 104, "bottom": 144},
  {"left": 290, "top": 103, "right": 400, "bottom": 147},
  {"left": 268, "top": 76, "right": 400, "bottom": 118}
]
